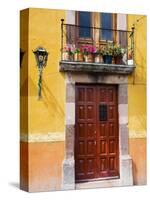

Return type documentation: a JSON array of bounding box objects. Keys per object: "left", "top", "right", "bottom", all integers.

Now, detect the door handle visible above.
[{"left": 94, "top": 141, "right": 96, "bottom": 145}]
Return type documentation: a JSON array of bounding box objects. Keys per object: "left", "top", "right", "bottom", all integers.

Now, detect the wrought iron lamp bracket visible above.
[{"left": 33, "top": 47, "right": 48, "bottom": 99}]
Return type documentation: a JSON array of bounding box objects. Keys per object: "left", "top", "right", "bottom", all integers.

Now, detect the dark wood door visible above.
[{"left": 75, "top": 84, "right": 119, "bottom": 182}]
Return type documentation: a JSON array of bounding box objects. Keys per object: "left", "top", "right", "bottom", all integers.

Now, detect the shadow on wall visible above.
[
  {"left": 132, "top": 160, "right": 137, "bottom": 185},
  {"left": 134, "top": 46, "right": 146, "bottom": 83},
  {"left": 42, "top": 78, "right": 65, "bottom": 129},
  {"left": 28, "top": 72, "right": 65, "bottom": 131},
  {"left": 133, "top": 20, "right": 146, "bottom": 83},
  {"left": 20, "top": 58, "right": 28, "bottom": 135}
]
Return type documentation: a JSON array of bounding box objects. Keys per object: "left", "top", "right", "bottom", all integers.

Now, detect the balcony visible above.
[{"left": 59, "top": 19, "right": 135, "bottom": 75}]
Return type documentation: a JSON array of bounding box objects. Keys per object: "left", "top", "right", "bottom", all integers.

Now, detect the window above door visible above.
[{"left": 76, "top": 11, "right": 116, "bottom": 43}]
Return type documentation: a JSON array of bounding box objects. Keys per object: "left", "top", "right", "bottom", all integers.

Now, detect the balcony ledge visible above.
[{"left": 59, "top": 61, "right": 135, "bottom": 75}]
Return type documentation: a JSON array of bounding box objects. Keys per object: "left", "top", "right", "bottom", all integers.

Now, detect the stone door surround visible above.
[{"left": 62, "top": 72, "right": 133, "bottom": 190}]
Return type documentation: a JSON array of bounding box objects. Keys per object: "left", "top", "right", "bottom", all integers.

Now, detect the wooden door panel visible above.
[
  {"left": 86, "top": 87, "right": 95, "bottom": 102},
  {"left": 108, "top": 88, "right": 115, "bottom": 102},
  {"left": 109, "top": 157, "right": 116, "bottom": 171},
  {"left": 75, "top": 84, "right": 119, "bottom": 182},
  {"left": 99, "top": 88, "right": 107, "bottom": 102},
  {"left": 99, "top": 123, "right": 107, "bottom": 137},
  {"left": 86, "top": 158, "right": 96, "bottom": 178},
  {"left": 86, "top": 105, "right": 95, "bottom": 120},
  {"left": 108, "top": 122, "right": 116, "bottom": 136},
  {"left": 108, "top": 156, "right": 119, "bottom": 176},
  {"left": 99, "top": 157, "right": 108, "bottom": 176},
  {"left": 77, "top": 123, "right": 86, "bottom": 138},
  {"left": 77, "top": 141, "right": 85, "bottom": 155},
  {"left": 76, "top": 158, "right": 96, "bottom": 180},
  {"left": 77, "top": 105, "right": 86, "bottom": 120},
  {"left": 77, "top": 88, "right": 86, "bottom": 102},
  {"left": 108, "top": 105, "right": 115, "bottom": 120},
  {"left": 87, "top": 123, "right": 96, "bottom": 138},
  {"left": 87, "top": 140, "right": 96, "bottom": 155},
  {"left": 76, "top": 158, "right": 86, "bottom": 179},
  {"left": 109, "top": 139, "right": 117, "bottom": 154},
  {"left": 99, "top": 140, "right": 107, "bottom": 155}
]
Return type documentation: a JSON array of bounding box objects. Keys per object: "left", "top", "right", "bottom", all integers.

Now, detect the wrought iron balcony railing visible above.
[{"left": 60, "top": 19, "right": 135, "bottom": 66}]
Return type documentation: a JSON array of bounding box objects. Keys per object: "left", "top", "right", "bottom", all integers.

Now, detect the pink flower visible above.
[{"left": 81, "top": 45, "right": 97, "bottom": 54}]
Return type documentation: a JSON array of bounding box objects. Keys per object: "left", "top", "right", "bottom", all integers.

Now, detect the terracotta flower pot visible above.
[
  {"left": 84, "top": 53, "right": 94, "bottom": 63},
  {"left": 112, "top": 57, "right": 115, "bottom": 64},
  {"left": 74, "top": 52, "right": 83, "bottom": 62},
  {"left": 69, "top": 54, "right": 74, "bottom": 62},
  {"left": 62, "top": 52, "right": 70, "bottom": 61},
  {"left": 94, "top": 54, "right": 103, "bottom": 63},
  {"left": 114, "top": 56, "right": 123, "bottom": 64}
]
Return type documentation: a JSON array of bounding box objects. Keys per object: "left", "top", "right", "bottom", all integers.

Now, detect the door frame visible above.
[{"left": 62, "top": 73, "right": 133, "bottom": 190}]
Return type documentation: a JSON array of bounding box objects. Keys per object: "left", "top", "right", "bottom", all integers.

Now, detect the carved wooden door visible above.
[{"left": 75, "top": 84, "right": 119, "bottom": 182}]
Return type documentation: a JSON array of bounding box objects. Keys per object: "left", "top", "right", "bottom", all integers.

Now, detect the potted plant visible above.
[
  {"left": 113, "top": 45, "right": 126, "bottom": 64},
  {"left": 102, "top": 43, "right": 113, "bottom": 64},
  {"left": 74, "top": 47, "right": 83, "bottom": 62},
  {"left": 81, "top": 45, "right": 96, "bottom": 63},
  {"left": 93, "top": 46, "right": 103, "bottom": 63},
  {"left": 62, "top": 46, "right": 74, "bottom": 61}
]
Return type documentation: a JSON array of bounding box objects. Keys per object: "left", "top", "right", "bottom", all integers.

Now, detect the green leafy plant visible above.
[
  {"left": 74, "top": 47, "right": 81, "bottom": 54},
  {"left": 113, "top": 45, "right": 126, "bottom": 57},
  {"left": 101, "top": 43, "right": 114, "bottom": 56},
  {"left": 93, "top": 46, "right": 103, "bottom": 55}
]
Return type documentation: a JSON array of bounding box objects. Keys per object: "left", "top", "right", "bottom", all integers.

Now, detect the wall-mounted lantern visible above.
[
  {"left": 20, "top": 48, "right": 25, "bottom": 67},
  {"left": 33, "top": 47, "right": 48, "bottom": 99}
]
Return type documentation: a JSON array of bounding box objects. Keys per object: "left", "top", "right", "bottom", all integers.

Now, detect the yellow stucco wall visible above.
[
  {"left": 28, "top": 8, "right": 66, "bottom": 135},
  {"left": 128, "top": 14, "right": 146, "bottom": 138}
]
